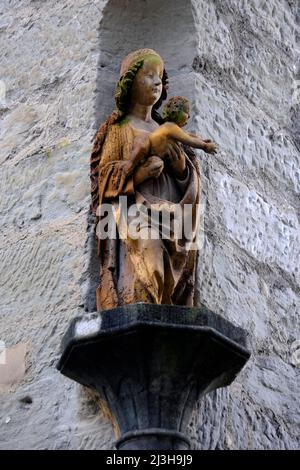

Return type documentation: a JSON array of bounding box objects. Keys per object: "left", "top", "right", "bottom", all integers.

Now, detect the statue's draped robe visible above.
[{"left": 95, "top": 121, "right": 200, "bottom": 310}]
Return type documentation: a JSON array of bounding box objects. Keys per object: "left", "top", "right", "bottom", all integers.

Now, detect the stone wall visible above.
[{"left": 0, "top": 0, "right": 299, "bottom": 449}]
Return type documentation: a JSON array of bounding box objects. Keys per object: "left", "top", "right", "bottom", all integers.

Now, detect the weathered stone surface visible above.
[
  {"left": 211, "top": 170, "right": 299, "bottom": 282},
  {"left": 0, "top": 343, "right": 27, "bottom": 393},
  {"left": 0, "top": 0, "right": 299, "bottom": 450}
]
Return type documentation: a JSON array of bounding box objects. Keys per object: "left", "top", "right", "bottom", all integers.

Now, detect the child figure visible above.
[
  {"left": 161, "top": 96, "right": 216, "bottom": 154},
  {"left": 126, "top": 96, "right": 217, "bottom": 174}
]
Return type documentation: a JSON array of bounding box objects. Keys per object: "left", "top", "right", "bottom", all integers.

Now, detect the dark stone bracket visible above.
[{"left": 57, "top": 303, "right": 251, "bottom": 450}]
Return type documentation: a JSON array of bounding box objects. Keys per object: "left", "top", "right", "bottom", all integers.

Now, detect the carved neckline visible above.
[{"left": 126, "top": 116, "right": 159, "bottom": 135}]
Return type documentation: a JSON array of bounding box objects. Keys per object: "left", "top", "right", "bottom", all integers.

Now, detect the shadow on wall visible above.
[{"left": 84, "top": 0, "right": 198, "bottom": 312}]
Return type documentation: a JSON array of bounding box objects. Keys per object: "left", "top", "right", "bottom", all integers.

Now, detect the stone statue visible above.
[{"left": 90, "top": 49, "right": 216, "bottom": 311}]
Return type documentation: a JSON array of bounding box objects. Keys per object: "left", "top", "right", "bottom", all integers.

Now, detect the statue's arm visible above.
[
  {"left": 150, "top": 122, "right": 217, "bottom": 155},
  {"left": 164, "top": 142, "right": 187, "bottom": 178},
  {"left": 127, "top": 134, "right": 151, "bottom": 171},
  {"left": 186, "top": 132, "right": 217, "bottom": 154},
  {"left": 98, "top": 127, "right": 135, "bottom": 200},
  {"left": 98, "top": 126, "right": 164, "bottom": 197},
  {"left": 133, "top": 156, "right": 164, "bottom": 185}
]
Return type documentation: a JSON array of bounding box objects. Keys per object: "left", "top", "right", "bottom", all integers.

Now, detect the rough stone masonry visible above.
[{"left": 0, "top": 0, "right": 299, "bottom": 449}]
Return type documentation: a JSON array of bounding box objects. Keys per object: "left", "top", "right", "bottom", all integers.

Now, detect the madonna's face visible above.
[{"left": 130, "top": 56, "right": 164, "bottom": 107}]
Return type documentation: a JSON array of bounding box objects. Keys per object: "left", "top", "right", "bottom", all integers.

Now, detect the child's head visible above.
[{"left": 162, "top": 96, "right": 190, "bottom": 127}]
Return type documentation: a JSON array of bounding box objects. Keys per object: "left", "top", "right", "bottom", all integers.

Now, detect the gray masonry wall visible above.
[{"left": 0, "top": 0, "right": 299, "bottom": 449}]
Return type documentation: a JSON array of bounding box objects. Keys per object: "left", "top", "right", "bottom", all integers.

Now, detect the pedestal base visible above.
[
  {"left": 116, "top": 429, "right": 190, "bottom": 450},
  {"left": 57, "top": 303, "right": 250, "bottom": 450}
]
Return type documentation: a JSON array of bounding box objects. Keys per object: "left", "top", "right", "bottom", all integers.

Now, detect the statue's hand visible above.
[
  {"left": 202, "top": 139, "right": 217, "bottom": 154},
  {"left": 165, "top": 141, "right": 186, "bottom": 177},
  {"left": 133, "top": 156, "right": 164, "bottom": 185}
]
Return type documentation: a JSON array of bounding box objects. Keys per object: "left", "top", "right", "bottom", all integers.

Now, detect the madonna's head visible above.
[{"left": 115, "top": 49, "right": 168, "bottom": 121}]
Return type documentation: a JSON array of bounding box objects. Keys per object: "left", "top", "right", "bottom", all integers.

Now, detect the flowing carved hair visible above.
[{"left": 90, "top": 59, "right": 169, "bottom": 215}]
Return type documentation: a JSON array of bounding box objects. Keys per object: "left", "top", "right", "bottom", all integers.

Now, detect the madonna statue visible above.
[{"left": 90, "top": 49, "right": 203, "bottom": 311}]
